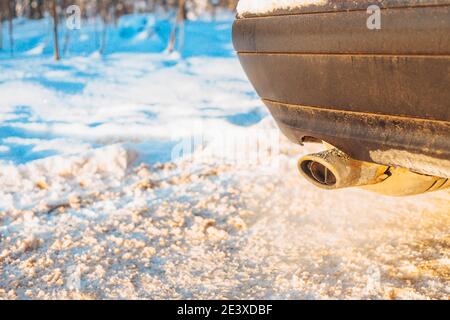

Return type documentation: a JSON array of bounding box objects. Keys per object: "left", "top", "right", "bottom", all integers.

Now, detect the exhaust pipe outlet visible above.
[
  {"left": 298, "top": 147, "right": 450, "bottom": 195},
  {"left": 298, "top": 148, "right": 387, "bottom": 190}
]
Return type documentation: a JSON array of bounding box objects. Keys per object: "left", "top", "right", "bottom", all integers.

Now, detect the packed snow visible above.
[
  {"left": 237, "top": 0, "right": 327, "bottom": 16},
  {"left": 0, "top": 11, "right": 449, "bottom": 300},
  {"left": 0, "top": 12, "right": 259, "bottom": 164}
]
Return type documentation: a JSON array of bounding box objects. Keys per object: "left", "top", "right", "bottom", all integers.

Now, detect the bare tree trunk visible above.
[
  {"left": 98, "top": 1, "right": 109, "bottom": 54},
  {"left": 111, "top": 0, "right": 118, "bottom": 27},
  {"left": 29, "top": 0, "right": 44, "bottom": 19},
  {"left": 0, "top": 16, "right": 3, "bottom": 50},
  {"left": 51, "top": 0, "right": 60, "bottom": 60},
  {"left": 166, "top": 0, "right": 186, "bottom": 54},
  {"left": 0, "top": 1, "right": 4, "bottom": 50},
  {"left": 99, "top": 18, "right": 107, "bottom": 54},
  {"left": 62, "top": 30, "right": 70, "bottom": 56},
  {"left": 147, "top": 0, "right": 155, "bottom": 12},
  {"left": 93, "top": 11, "right": 98, "bottom": 50},
  {"left": 211, "top": 2, "right": 218, "bottom": 21},
  {"left": 8, "top": 0, "right": 13, "bottom": 56}
]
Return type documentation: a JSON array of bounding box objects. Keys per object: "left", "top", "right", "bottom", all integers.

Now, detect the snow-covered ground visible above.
[
  {"left": 0, "top": 11, "right": 257, "bottom": 165},
  {"left": 0, "top": 12, "right": 449, "bottom": 300},
  {"left": 237, "top": 0, "right": 327, "bottom": 16}
]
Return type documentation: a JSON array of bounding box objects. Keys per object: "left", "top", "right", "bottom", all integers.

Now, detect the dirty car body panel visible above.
[{"left": 233, "top": 0, "right": 450, "bottom": 179}]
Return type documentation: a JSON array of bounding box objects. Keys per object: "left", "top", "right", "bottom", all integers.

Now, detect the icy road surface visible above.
[
  {"left": 0, "top": 12, "right": 448, "bottom": 299},
  {"left": 0, "top": 128, "right": 449, "bottom": 299}
]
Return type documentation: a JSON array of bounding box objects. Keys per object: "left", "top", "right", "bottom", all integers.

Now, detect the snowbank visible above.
[
  {"left": 0, "top": 134, "right": 448, "bottom": 299},
  {"left": 0, "top": 145, "right": 134, "bottom": 211},
  {"left": 0, "top": 14, "right": 260, "bottom": 165},
  {"left": 237, "top": 0, "right": 327, "bottom": 16}
]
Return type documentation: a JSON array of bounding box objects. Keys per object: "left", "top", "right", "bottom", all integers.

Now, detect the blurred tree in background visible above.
[
  {"left": 0, "top": 0, "right": 239, "bottom": 58},
  {"left": 0, "top": 0, "right": 238, "bottom": 20}
]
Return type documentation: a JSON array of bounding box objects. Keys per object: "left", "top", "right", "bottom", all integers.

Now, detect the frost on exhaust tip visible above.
[{"left": 237, "top": 0, "right": 328, "bottom": 16}]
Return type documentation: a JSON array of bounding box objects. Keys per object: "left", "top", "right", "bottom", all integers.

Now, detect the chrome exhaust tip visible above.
[
  {"left": 298, "top": 148, "right": 387, "bottom": 190},
  {"left": 298, "top": 147, "right": 450, "bottom": 196}
]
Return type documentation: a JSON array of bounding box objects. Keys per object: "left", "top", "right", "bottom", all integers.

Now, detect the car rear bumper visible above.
[{"left": 233, "top": 1, "right": 450, "bottom": 178}]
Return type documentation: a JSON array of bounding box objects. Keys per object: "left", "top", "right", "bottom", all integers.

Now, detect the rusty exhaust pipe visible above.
[
  {"left": 298, "top": 148, "right": 388, "bottom": 190},
  {"left": 298, "top": 148, "right": 450, "bottom": 195}
]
